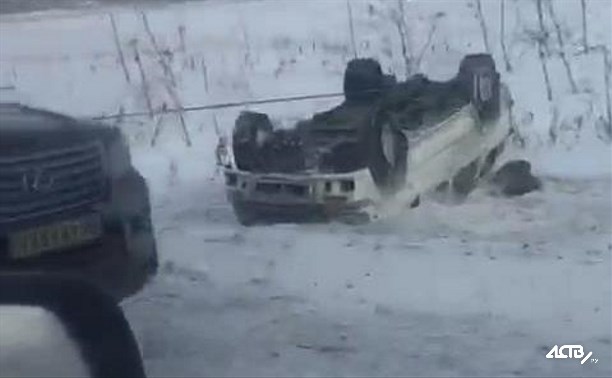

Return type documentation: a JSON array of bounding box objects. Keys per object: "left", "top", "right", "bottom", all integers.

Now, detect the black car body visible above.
[{"left": 0, "top": 103, "right": 157, "bottom": 300}]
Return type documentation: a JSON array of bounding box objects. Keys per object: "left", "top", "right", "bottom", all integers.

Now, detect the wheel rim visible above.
[{"left": 381, "top": 122, "right": 396, "bottom": 166}]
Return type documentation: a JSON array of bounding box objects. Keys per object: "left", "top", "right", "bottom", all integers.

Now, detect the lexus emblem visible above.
[{"left": 22, "top": 169, "right": 55, "bottom": 193}]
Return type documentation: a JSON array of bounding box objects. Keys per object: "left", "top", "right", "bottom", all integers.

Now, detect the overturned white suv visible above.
[{"left": 221, "top": 54, "right": 513, "bottom": 225}]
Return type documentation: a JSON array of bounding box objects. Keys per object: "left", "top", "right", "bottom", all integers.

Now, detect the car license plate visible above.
[{"left": 9, "top": 214, "right": 103, "bottom": 259}]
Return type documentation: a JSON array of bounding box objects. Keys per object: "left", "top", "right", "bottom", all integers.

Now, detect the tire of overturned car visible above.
[
  {"left": 366, "top": 111, "right": 408, "bottom": 194},
  {"left": 457, "top": 54, "right": 500, "bottom": 120},
  {"left": 492, "top": 159, "right": 542, "bottom": 196},
  {"left": 452, "top": 160, "right": 479, "bottom": 197},
  {"left": 343, "top": 58, "right": 386, "bottom": 103},
  {"left": 232, "top": 111, "right": 274, "bottom": 172},
  {"left": 232, "top": 201, "right": 258, "bottom": 226}
]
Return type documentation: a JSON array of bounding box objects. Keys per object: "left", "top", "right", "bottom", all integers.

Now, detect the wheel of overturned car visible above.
[
  {"left": 452, "top": 160, "right": 479, "bottom": 197},
  {"left": 367, "top": 111, "right": 408, "bottom": 195},
  {"left": 232, "top": 202, "right": 258, "bottom": 226},
  {"left": 410, "top": 196, "right": 421, "bottom": 208},
  {"left": 343, "top": 58, "right": 385, "bottom": 103},
  {"left": 457, "top": 54, "right": 500, "bottom": 120},
  {"left": 492, "top": 159, "right": 542, "bottom": 196},
  {"left": 232, "top": 111, "right": 274, "bottom": 171}
]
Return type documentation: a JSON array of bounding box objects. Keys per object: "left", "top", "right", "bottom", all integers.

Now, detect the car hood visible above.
[{"left": 0, "top": 104, "right": 116, "bottom": 155}]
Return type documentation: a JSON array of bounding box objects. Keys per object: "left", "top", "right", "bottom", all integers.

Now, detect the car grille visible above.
[{"left": 0, "top": 141, "right": 106, "bottom": 224}]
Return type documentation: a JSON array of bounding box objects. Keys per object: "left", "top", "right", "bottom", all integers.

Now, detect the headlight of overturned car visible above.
[{"left": 105, "top": 128, "right": 133, "bottom": 178}]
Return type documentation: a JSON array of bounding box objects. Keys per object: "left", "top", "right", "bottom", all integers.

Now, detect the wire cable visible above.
[{"left": 90, "top": 91, "right": 347, "bottom": 121}]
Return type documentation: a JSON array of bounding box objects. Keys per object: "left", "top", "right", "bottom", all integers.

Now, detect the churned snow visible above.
[{"left": 0, "top": 0, "right": 610, "bottom": 376}]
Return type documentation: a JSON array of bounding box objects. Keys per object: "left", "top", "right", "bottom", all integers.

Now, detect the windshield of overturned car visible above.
[{"left": 0, "top": 0, "right": 610, "bottom": 377}]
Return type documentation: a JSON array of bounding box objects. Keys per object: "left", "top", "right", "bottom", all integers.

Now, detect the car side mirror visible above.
[{"left": 0, "top": 273, "right": 146, "bottom": 378}]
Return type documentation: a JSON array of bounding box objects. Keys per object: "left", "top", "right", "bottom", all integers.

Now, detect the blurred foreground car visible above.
[
  {"left": 0, "top": 103, "right": 157, "bottom": 300},
  {"left": 0, "top": 273, "right": 146, "bottom": 377}
]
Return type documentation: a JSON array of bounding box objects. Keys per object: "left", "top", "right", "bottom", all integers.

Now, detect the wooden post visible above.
[
  {"left": 395, "top": 0, "right": 412, "bottom": 77},
  {"left": 346, "top": 0, "right": 358, "bottom": 59},
  {"left": 109, "top": 13, "right": 131, "bottom": 84},
  {"left": 580, "top": 0, "right": 588, "bottom": 53},
  {"left": 141, "top": 12, "right": 176, "bottom": 85},
  {"left": 141, "top": 12, "right": 191, "bottom": 147},
  {"left": 500, "top": 0, "right": 513, "bottom": 72},
  {"left": 130, "top": 40, "right": 154, "bottom": 120},
  {"left": 475, "top": 0, "right": 491, "bottom": 53},
  {"left": 535, "top": 0, "right": 553, "bottom": 102},
  {"left": 546, "top": 1, "right": 578, "bottom": 93},
  {"left": 201, "top": 59, "right": 209, "bottom": 94}
]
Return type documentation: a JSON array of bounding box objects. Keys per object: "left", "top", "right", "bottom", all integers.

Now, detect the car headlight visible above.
[{"left": 105, "top": 128, "right": 132, "bottom": 178}]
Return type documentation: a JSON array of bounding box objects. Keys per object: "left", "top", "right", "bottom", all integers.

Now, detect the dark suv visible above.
[{"left": 0, "top": 103, "right": 157, "bottom": 300}]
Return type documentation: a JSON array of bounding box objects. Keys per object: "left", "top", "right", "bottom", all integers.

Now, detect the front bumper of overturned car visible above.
[
  {"left": 224, "top": 168, "right": 381, "bottom": 224},
  {"left": 230, "top": 195, "right": 375, "bottom": 224},
  {"left": 0, "top": 169, "right": 158, "bottom": 301}
]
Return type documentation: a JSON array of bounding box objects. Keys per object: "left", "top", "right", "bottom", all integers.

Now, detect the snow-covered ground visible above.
[
  {"left": 1, "top": 0, "right": 610, "bottom": 376},
  {"left": 125, "top": 164, "right": 612, "bottom": 377}
]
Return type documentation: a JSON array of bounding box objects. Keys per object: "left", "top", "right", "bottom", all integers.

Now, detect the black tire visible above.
[
  {"left": 366, "top": 111, "right": 408, "bottom": 194},
  {"left": 435, "top": 180, "right": 450, "bottom": 193},
  {"left": 410, "top": 196, "right": 421, "bottom": 208},
  {"left": 232, "top": 111, "right": 274, "bottom": 171},
  {"left": 452, "top": 160, "right": 479, "bottom": 196},
  {"left": 457, "top": 54, "right": 500, "bottom": 120},
  {"left": 344, "top": 58, "right": 386, "bottom": 103},
  {"left": 232, "top": 202, "right": 258, "bottom": 226},
  {"left": 492, "top": 159, "right": 542, "bottom": 196}
]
